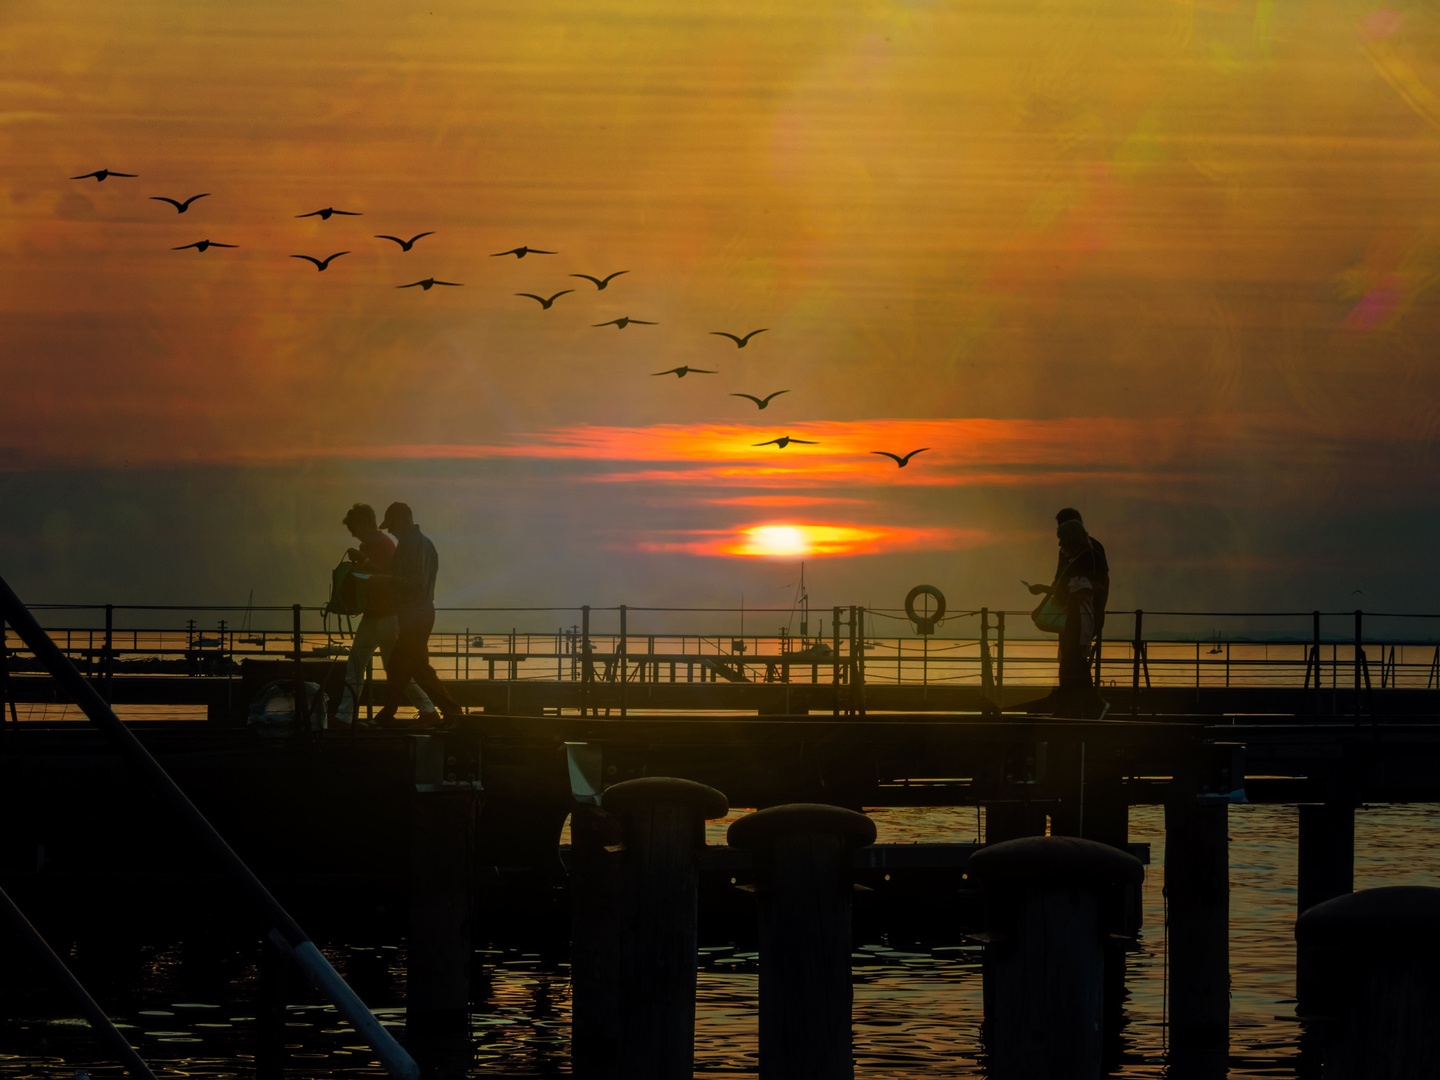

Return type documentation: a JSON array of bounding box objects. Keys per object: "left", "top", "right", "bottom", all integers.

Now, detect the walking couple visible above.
[{"left": 334, "top": 501, "right": 463, "bottom": 731}]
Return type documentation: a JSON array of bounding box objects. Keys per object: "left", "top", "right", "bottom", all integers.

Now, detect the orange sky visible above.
[{"left": 3, "top": 0, "right": 1440, "bottom": 609}]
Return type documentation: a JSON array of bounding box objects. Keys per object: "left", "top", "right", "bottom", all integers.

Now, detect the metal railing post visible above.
[
  {"left": 619, "top": 605, "right": 628, "bottom": 719},
  {"left": 0, "top": 575, "right": 419, "bottom": 1080},
  {"left": 1354, "top": 609, "right": 1362, "bottom": 718},
  {"left": 1131, "top": 609, "right": 1143, "bottom": 718},
  {"left": 103, "top": 603, "right": 114, "bottom": 705},
  {"left": 1, "top": 619, "right": 13, "bottom": 724},
  {"left": 581, "top": 605, "right": 591, "bottom": 717},
  {"left": 855, "top": 606, "right": 866, "bottom": 717},
  {"left": 832, "top": 606, "right": 843, "bottom": 717},
  {"left": 980, "top": 607, "right": 993, "bottom": 695},
  {"left": 292, "top": 604, "right": 311, "bottom": 736},
  {"left": 996, "top": 611, "right": 1005, "bottom": 697}
]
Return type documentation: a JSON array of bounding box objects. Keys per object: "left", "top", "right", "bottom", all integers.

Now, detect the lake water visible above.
[{"left": 3, "top": 803, "right": 1438, "bottom": 1078}]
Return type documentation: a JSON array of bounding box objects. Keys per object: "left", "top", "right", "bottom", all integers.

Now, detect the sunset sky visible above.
[{"left": 4, "top": 0, "right": 1440, "bottom": 620}]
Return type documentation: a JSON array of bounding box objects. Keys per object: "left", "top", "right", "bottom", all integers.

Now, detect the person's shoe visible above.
[
  {"left": 331, "top": 718, "right": 353, "bottom": 732},
  {"left": 374, "top": 706, "right": 410, "bottom": 730},
  {"left": 433, "top": 707, "right": 466, "bottom": 732},
  {"left": 355, "top": 715, "right": 378, "bottom": 730},
  {"left": 413, "top": 711, "right": 442, "bottom": 730}
]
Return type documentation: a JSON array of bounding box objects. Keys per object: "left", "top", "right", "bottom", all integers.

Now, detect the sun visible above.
[{"left": 743, "top": 526, "right": 811, "bottom": 557}]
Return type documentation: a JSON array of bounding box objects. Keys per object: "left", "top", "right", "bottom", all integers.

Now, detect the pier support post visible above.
[
  {"left": 257, "top": 935, "right": 290, "bottom": 1080},
  {"left": 1164, "top": 774, "right": 1230, "bottom": 1076},
  {"left": 1296, "top": 886, "right": 1440, "bottom": 1079},
  {"left": 406, "top": 735, "right": 479, "bottom": 1033},
  {"left": 572, "top": 777, "right": 728, "bottom": 1079},
  {"left": 1296, "top": 801, "right": 1354, "bottom": 1008},
  {"left": 968, "top": 836, "right": 1144, "bottom": 1080},
  {"left": 729, "top": 803, "right": 877, "bottom": 1080}
]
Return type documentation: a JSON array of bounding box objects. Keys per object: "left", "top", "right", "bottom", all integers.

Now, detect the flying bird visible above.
[
  {"left": 515, "top": 290, "right": 574, "bottom": 309},
  {"left": 571, "top": 271, "right": 629, "bottom": 290},
  {"left": 150, "top": 193, "right": 210, "bottom": 213},
  {"left": 593, "top": 317, "right": 656, "bottom": 329},
  {"left": 652, "top": 367, "right": 716, "bottom": 378},
  {"left": 491, "top": 247, "right": 556, "bottom": 258},
  {"left": 172, "top": 239, "right": 237, "bottom": 251},
  {"left": 397, "top": 278, "right": 463, "bottom": 290},
  {"left": 374, "top": 232, "right": 435, "bottom": 251},
  {"left": 71, "top": 169, "right": 136, "bottom": 182},
  {"left": 711, "top": 329, "right": 769, "bottom": 348},
  {"left": 731, "top": 390, "right": 790, "bottom": 409},
  {"left": 871, "top": 448, "right": 930, "bottom": 467},
  {"left": 292, "top": 251, "right": 350, "bottom": 271},
  {"left": 297, "top": 207, "right": 362, "bottom": 219},
  {"left": 754, "top": 436, "right": 817, "bottom": 448}
]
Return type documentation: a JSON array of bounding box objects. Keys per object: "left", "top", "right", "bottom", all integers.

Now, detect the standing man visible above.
[
  {"left": 335, "top": 503, "right": 439, "bottom": 729},
  {"left": 1053, "top": 507, "right": 1109, "bottom": 637},
  {"left": 373, "top": 502, "right": 463, "bottom": 729}
]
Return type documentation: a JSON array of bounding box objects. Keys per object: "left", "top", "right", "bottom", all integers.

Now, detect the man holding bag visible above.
[{"left": 1027, "top": 508, "right": 1108, "bottom": 712}]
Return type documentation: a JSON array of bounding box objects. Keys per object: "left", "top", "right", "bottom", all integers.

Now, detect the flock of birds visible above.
[{"left": 70, "top": 168, "right": 930, "bottom": 466}]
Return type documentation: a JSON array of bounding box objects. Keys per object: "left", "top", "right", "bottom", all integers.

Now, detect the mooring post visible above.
[
  {"left": 1295, "top": 800, "right": 1354, "bottom": 1009},
  {"left": 406, "top": 734, "right": 478, "bottom": 1033},
  {"left": 1295, "top": 886, "right": 1440, "bottom": 1079},
  {"left": 729, "top": 803, "right": 877, "bottom": 1080},
  {"left": 967, "top": 836, "right": 1144, "bottom": 1080},
  {"left": 257, "top": 934, "right": 290, "bottom": 1080},
  {"left": 572, "top": 777, "right": 728, "bottom": 1079},
  {"left": 1165, "top": 767, "right": 1230, "bottom": 1073}
]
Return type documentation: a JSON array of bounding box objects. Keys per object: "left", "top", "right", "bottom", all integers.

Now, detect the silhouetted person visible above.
[
  {"left": 372, "top": 502, "right": 462, "bottom": 729},
  {"left": 1052, "top": 507, "right": 1109, "bottom": 637},
  {"left": 1029, "top": 518, "right": 1101, "bottom": 715},
  {"left": 334, "top": 503, "right": 437, "bottom": 730}
]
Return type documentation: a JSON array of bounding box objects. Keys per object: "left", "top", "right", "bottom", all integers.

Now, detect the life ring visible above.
[{"left": 904, "top": 585, "right": 946, "bottom": 636}]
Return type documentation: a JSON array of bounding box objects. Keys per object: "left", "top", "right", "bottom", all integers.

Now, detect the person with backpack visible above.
[
  {"left": 334, "top": 502, "right": 439, "bottom": 730},
  {"left": 1027, "top": 510, "right": 1107, "bottom": 715}
]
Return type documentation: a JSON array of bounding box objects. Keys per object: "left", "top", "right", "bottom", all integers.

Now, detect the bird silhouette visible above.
[
  {"left": 571, "top": 271, "right": 629, "bottom": 289},
  {"left": 150, "top": 193, "right": 210, "bottom": 213},
  {"left": 731, "top": 390, "right": 790, "bottom": 409},
  {"left": 374, "top": 232, "right": 435, "bottom": 251},
  {"left": 871, "top": 448, "right": 930, "bottom": 467},
  {"left": 593, "top": 317, "right": 657, "bottom": 329},
  {"left": 652, "top": 367, "right": 717, "bottom": 378},
  {"left": 492, "top": 247, "right": 556, "bottom": 258},
  {"left": 297, "top": 207, "right": 362, "bottom": 219},
  {"left": 292, "top": 252, "right": 350, "bottom": 271},
  {"left": 711, "top": 329, "right": 769, "bottom": 347},
  {"left": 754, "top": 436, "right": 817, "bottom": 448},
  {"left": 172, "top": 239, "right": 237, "bottom": 251},
  {"left": 71, "top": 169, "right": 136, "bottom": 182},
  {"left": 516, "top": 290, "right": 574, "bottom": 309},
  {"left": 398, "top": 278, "right": 463, "bottom": 290}
]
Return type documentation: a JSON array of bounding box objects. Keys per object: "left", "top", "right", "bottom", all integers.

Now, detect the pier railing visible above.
[{"left": 5, "top": 604, "right": 1440, "bottom": 707}]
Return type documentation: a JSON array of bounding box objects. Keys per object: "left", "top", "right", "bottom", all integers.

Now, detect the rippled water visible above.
[{"left": 3, "top": 804, "right": 1438, "bottom": 1078}]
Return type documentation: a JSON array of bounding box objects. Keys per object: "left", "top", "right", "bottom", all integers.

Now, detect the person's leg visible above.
[
  {"left": 373, "top": 616, "right": 436, "bottom": 714},
  {"left": 337, "top": 616, "right": 382, "bottom": 723},
  {"left": 398, "top": 607, "right": 460, "bottom": 716}
]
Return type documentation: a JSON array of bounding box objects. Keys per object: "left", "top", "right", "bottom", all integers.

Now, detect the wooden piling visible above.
[
  {"left": 1296, "top": 801, "right": 1354, "bottom": 1009},
  {"left": 1164, "top": 774, "right": 1230, "bottom": 1065},
  {"left": 1296, "top": 886, "right": 1440, "bottom": 1079},
  {"left": 406, "top": 735, "right": 479, "bottom": 1033},
  {"left": 571, "top": 776, "right": 728, "bottom": 1079},
  {"left": 728, "top": 803, "right": 877, "bottom": 1080},
  {"left": 967, "top": 836, "right": 1144, "bottom": 1080}
]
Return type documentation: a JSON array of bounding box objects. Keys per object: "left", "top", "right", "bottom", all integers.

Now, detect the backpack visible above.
[{"left": 325, "top": 557, "right": 367, "bottom": 617}]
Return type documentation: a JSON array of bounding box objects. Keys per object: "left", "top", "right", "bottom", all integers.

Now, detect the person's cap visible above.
[{"left": 379, "top": 501, "right": 412, "bottom": 529}]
